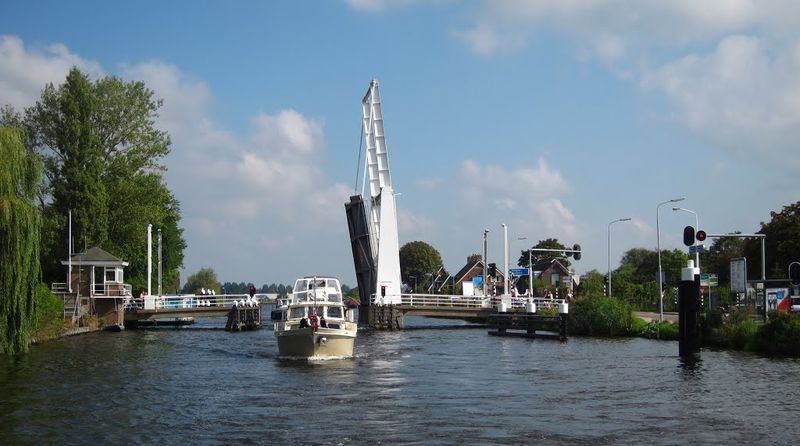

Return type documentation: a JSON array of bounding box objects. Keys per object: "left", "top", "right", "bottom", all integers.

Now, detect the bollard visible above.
[
  {"left": 678, "top": 260, "right": 701, "bottom": 357},
  {"left": 558, "top": 302, "right": 569, "bottom": 340},
  {"left": 526, "top": 299, "right": 536, "bottom": 313}
]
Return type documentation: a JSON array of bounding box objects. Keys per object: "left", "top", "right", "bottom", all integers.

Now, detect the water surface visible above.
[{"left": 1, "top": 313, "right": 798, "bottom": 445}]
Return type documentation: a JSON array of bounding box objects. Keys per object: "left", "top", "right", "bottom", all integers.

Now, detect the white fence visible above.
[
  {"left": 370, "top": 293, "right": 566, "bottom": 310},
  {"left": 123, "top": 293, "right": 271, "bottom": 310}
]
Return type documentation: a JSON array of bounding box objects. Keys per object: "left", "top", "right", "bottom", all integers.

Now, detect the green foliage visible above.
[
  {"left": 182, "top": 267, "right": 220, "bottom": 294},
  {"left": 578, "top": 269, "right": 605, "bottom": 298},
  {"left": 569, "top": 296, "right": 634, "bottom": 336},
  {"left": 744, "top": 201, "right": 800, "bottom": 279},
  {"left": 699, "top": 234, "right": 744, "bottom": 287},
  {"left": 23, "top": 67, "right": 184, "bottom": 290},
  {"left": 753, "top": 312, "right": 800, "bottom": 355},
  {"left": 632, "top": 319, "right": 679, "bottom": 340},
  {"left": 399, "top": 241, "right": 443, "bottom": 290},
  {"left": 31, "top": 283, "right": 64, "bottom": 341},
  {"left": 519, "top": 238, "right": 570, "bottom": 268},
  {"left": 0, "top": 127, "right": 43, "bottom": 354}
]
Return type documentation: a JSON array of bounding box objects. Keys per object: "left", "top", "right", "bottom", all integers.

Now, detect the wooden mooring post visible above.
[{"left": 225, "top": 305, "right": 262, "bottom": 331}]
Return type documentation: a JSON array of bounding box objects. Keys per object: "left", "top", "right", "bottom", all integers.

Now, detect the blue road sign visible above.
[
  {"left": 509, "top": 268, "right": 530, "bottom": 276},
  {"left": 689, "top": 244, "right": 705, "bottom": 254}
]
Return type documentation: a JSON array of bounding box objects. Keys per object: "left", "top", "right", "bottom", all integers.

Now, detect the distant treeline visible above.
[{"left": 219, "top": 281, "right": 355, "bottom": 297}]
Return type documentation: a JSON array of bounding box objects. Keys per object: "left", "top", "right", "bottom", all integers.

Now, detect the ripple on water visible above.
[{"left": 1, "top": 316, "right": 799, "bottom": 444}]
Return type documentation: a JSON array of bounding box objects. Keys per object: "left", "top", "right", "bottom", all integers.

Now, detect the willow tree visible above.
[{"left": 0, "top": 127, "right": 42, "bottom": 354}]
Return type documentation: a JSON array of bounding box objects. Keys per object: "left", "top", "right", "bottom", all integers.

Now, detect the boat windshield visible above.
[
  {"left": 327, "top": 306, "right": 342, "bottom": 319},
  {"left": 292, "top": 278, "right": 343, "bottom": 303}
]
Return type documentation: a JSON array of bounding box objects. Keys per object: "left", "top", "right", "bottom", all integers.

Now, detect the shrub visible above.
[
  {"left": 634, "top": 320, "right": 679, "bottom": 340},
  {"left": 752, "top": 312, "right": 800, "bottom": 355},
  {"left": 569, "top": 296, "right": 634, "bottom": 336},
  {"left": 30, "top": 283, "right": 64, "bottom": 342}
]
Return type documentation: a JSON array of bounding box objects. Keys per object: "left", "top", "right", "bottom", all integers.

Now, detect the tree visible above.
[
  {"left": 611, "top": 247, "right": 686, "bottom": 311},
  {"left": 518, "top": 238, "right": 570, "bottom": 268},
  {"left": 744, "top": 202, "right": 800, "bottom": 279},
  {"left": 578, "top": 270, "right": 606, "bottom": 298},
  {"left": 21, "top": 67, "right": 184, "bottom": 290},
  {"left": 182, "top": 268, "right": 220, "bottom": 294},
  {"left": 700, "top": 233, "right": 744, "bottom": 286},
  {"left": 399, "top": 241, "right": 443, "bottom": 287},
  {"left": 0, "top": 127, "right": 42, "bottom": 354}
]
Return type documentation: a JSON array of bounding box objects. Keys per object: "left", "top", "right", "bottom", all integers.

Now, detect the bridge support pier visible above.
[{"left": 368, "top": 305, "right": 404, "bottom": 330}]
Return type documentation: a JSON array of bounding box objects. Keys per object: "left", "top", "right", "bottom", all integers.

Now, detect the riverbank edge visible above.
[{"left": 29, "top": 326, "right": 102, "bottom": 346}]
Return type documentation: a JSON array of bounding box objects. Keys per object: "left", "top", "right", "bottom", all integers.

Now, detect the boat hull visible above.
[{"left": 275, "top": 327, "right": 356, "bottom": 359}]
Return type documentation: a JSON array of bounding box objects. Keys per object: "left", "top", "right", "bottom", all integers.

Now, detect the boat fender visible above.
[{"left": 319, "top": 337, "right": 327, "bottom": 345}]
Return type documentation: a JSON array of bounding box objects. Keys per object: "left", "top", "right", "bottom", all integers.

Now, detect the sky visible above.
[{"left": 2, "top": 1, "right": 799, "bottom": 287}]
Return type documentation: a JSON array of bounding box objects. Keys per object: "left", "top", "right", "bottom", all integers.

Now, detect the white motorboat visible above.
[{"left": 271, "top": 276, "right": 357, "bottom": 359}]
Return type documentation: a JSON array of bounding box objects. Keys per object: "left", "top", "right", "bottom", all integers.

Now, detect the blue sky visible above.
[{"left": 2, "top": 1, "right": 799, "bottom": 287}]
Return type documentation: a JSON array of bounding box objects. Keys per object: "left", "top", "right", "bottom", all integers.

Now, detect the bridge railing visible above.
[
  {"left": 369, "top": 293, "right": 566, "bottom": 310},
  {"left": 123, "top": 293, "right": 273, "bottom": 311}
]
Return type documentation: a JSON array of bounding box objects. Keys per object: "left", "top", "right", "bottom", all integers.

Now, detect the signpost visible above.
[
  {"left": 700, "top": 273, "right": 718, "bottom": 287},
  {"left": 509, "top": 268, "right": 529, "bottom": 277},
  {"left": 730, "top": 258, "right": 747, "bottom": 294},
  {"left": 689, "top": 244, "right": 705, "bottom": 254}
]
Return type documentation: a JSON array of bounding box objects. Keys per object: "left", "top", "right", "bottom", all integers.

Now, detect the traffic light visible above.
[
  {"left": 789, "top": 261, "right": 800, "bottom": 286},
  {"left": 488, "top": 263, "right": 497, "bottom": 278},
  {"left": 696, "top": 230, "right": 707, "bottom": 242},
  {"left": 683, "top": 226, "right": 695, "bottom": 246},
  {"left": 573, "top": 244, "right": 581, "bottom": 261}
]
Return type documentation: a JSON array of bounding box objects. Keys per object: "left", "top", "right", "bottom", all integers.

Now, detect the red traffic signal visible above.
[{"left": 696, "top": 230, "right": 707, "bottom": 242}]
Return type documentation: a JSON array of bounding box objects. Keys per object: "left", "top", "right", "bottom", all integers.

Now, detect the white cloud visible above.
[
  {"left": 642, "top": 35, "right": 800, "bottom": 167},
  {"left": 0, "top": 35, "right": 104, "bottom": 110},
  {"left": 458, "top": 157, "right": 577, "bottom": 238},
  {"left": 397, "top": 208, "right": 434, "bottom": 234},
  {"left": 453, "top": 1, "right": 799, "bottom": 58},
  {"left": 0, "top": 36, "right": 358, "bottom": 282},
  {"left": 344, "top": 0, "right": 440, "bottom": 12},
  {"left": 414, "top": 177, "right": 441, "bottom": 191}
]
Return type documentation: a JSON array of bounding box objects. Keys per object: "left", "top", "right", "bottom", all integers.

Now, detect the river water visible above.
[{"left": 2, "top": 311, "right": 799, "bottom": 445}]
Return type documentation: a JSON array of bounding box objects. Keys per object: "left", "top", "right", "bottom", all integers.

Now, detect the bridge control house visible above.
[{"left": 50, "top": 246, "right": 133, "bottom": 329}]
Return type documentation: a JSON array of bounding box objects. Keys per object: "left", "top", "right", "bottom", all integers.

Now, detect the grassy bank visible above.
[
  {"left": 704, "top": 308, "right": 800, "bottom": 355},
  {"left": 569, "top": 296, "right": 800, "bottom": 355},
  {"left": 569, "top": 296, "right": 678, "bottom": 340}
]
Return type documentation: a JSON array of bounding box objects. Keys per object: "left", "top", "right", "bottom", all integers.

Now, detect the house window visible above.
[
  {"left": 105, "top": 267, "right": 123, "bottom": 283},
  {"left": 551, "top": 273, "right": 560, "bottom": 286}
]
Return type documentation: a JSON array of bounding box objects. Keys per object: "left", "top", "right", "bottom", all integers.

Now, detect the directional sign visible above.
[
  {"left": 509, "top": 268, "right": 530, "bottom": 277},
  {"left": 700, "top": 273, "right": 718, "bottom": 287},
  {"left": 689, "top": 244, "right": 705, "bottom": 254}
]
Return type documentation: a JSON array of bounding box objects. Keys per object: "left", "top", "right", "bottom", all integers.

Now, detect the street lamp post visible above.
[
  {"left": 673, "top": 207, "right": 700, "bottom": 270},
  {"left": 502, "top": 223, "right": 508, "bottom": 296},
  {"left": 608, "top": 218, "right": 632, "bottom": 297},
  {"left": 518, "top": 237, "right": 533, "bottom": 297},
  {"left": 657, "top": 197, "right": 686, "bottom": 322}
]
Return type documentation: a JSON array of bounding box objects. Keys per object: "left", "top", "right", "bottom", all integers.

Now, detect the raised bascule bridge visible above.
[{"left": 345, "top": 80, "right": 570, "bottom": 337}]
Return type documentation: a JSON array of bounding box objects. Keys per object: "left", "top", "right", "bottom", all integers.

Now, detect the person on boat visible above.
[
  {"left": 299, "top": 317, "right": 309, "bottom": 328},
  {"left": 320, "top": 316, "right": 328, "bottom": 328}
]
